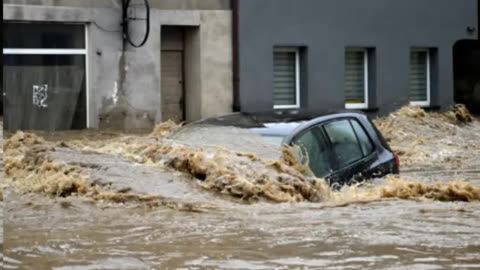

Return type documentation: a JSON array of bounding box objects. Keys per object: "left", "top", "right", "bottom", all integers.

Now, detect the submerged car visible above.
[
  {"left": 195, "top": 112, "right": 400, "bottom": 187},
  {"left": 251, "top": 112, "right": 399, "bottom": 186}
]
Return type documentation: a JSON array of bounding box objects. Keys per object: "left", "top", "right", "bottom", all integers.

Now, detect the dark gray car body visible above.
[
  {"left": 252, "top": 113, "right": 399, "bottom": 186},
  {"left": 196, "top": 112, "right": 399, "bottom": 186}
]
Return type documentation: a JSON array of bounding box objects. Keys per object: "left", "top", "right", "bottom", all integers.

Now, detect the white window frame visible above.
[
  {"left": 3, "top": 24, "right": 90, "bottom": 128},
  {"left": 409, "top": 48, "right": 431, "bottom": 107},
  {"left": 345, "top": 48, "right": 369, "bottom": 110},
  {"left": 273, "top": 47, "right": 301, "bottom": 109},
  {"left": 2, "top": 49, "right": 87, "bottom": 55}
]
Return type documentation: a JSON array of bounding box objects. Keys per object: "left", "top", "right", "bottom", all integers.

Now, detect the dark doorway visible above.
[{"left": 453, "top": 40, "right": 480, "bottom": 114}]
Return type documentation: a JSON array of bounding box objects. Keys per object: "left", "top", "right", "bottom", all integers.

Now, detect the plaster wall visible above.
[
  {"left": 4, "top": 4, "right": 233, "bottom": 130},
  {"left": 237, "top": 0, "right": 478, "bottom": 115}
]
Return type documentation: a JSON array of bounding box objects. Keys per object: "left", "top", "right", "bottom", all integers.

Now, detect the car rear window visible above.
[
  {"left": 351, "top": 120, "right": 374, "bottom": 156},
  {"left": 368, "top": 117, "right": 393, "bottom": 151},
  {"left": 324, "top": 119, "right": 364, "bottom": 168}
]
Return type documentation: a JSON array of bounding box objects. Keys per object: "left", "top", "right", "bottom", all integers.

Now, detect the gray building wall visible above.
[
  {"left": 3, "top": 1, "right": 232, "bottom": 130},
  {"left": 237, "top": 0, "right": 478, "bottom": 115}
]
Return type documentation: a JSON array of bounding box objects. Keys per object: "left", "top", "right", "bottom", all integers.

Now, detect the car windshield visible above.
[{"left": 261, "top": 135, "right": 286, "bottom": 145}]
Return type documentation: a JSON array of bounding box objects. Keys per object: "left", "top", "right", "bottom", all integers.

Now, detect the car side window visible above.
[
  {"left": 292, "top": 127, "right": 333, "bottom": 178},
  {"left": 351, "top": 120, "right": 374, "bottom": 156},
  {"left": 323, "top": 119, "right": 364, "bottom": 168}
]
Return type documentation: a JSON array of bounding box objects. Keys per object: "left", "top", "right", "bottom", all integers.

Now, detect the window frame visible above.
[
  {"left": 3, "top": 23, "right": 90, "bottom": 128},
  {"left": 409, "top": 48, "right": 431, "bottom": 107},
  {"left": 349, "top": 119, "right": 375, "bottom": 157},
  {"left": 289, "top": 117, "right": 377, "bottom": 177},
  {"left": 273, "top": 47, "right": 301, "bottom": 110},
  {"left": 322, "top": 118, "right": 365, "bottom": 169},
  {"left": 345, "top": 48, "right": 369, "bottom": 110}
]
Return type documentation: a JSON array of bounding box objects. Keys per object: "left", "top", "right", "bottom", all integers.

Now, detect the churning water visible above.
[{"left": 2, "top": 106, "right": 480, "bottom": 269}]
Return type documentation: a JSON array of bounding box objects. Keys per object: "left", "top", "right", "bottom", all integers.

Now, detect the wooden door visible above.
[
  {"left": 161, "top": 26, "right": 185, "bottom": 123},
  {"left": 161, "top": 51, "right": 184, "bottom": 122}
]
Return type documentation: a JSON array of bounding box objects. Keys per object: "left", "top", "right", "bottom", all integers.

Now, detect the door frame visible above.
[{"left": 161, "top": 26, "right": 186, "bottom": 122}]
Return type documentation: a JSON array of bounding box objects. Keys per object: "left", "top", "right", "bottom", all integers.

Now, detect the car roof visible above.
[
  {"left": 250, "top": 122, "right": 303, "bottom": 137},
  {"left": 192, "top": 111, "right": 368, "bottom": 137}
]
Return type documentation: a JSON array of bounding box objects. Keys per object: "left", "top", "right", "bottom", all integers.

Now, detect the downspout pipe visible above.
[
  {"left": 231, "top": 0, "right": 240, "bottom": 112},
  {"left": 117, "top": 0, "right": 128, "bottom": 97}
]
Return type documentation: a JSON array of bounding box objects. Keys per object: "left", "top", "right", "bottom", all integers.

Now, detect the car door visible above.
[{"left": 322, "top": 118, "right": 377, "bottom": 187}]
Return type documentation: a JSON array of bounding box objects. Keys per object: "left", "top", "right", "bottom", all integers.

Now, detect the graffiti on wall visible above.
[{"left": 33, "top": 84, "right": 48, "bottom": 108}]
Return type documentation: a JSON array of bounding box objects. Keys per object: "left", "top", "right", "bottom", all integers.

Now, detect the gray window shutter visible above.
[
  {"left": 345, "top": 50, "right": 366, "bottom": 104},
  {"left": 273, "top": 50, "right": 297, "bottom": 106},
  {"left": 409, "top": 50, "right": 428, "bottom": 102}
]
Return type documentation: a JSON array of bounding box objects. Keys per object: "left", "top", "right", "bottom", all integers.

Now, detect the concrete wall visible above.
[
  {"left": 198, "top": 11, "right": 233, "bottom": 119},
  {"left": 3, "top": 3, "right": 233, "bottom": 130},
  {"left": 185, "top": 27, "right": 202, "bottom": 122},
  {"left": 184, "top": 14, "right": 234, "bottom": 123},
  {"left": 237, "top": 0, "right": 478, "bottom": 115}
]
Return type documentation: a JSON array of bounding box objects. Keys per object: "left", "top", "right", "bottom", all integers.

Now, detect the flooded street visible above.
[
  {"left": 4, "top": 1, "right": 480, "bottom": 268},
  {"left": 4, "top": 186, "right": 480, "bottom": 270},
  {"left": 3, "top": 107, "right": 480, "bottom": 269}
]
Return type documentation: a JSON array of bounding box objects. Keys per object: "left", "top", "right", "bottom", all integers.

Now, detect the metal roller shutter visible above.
[
  {"left": 345, "top": 49, "right": 366, "bottom": 105},
  {"left": 273, "top": 49, "right": 298, "bottom": 107},
  {"left": 409, "top": 50, "right": 429, "bottom": 102}
]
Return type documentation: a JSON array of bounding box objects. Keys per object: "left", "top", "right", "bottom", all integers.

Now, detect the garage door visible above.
[
  {"left": 161, "top": 27, "right": 185, "bottom": 122},
  {"left": 3, "top": 23, "right": 87, "bottom": 131}
]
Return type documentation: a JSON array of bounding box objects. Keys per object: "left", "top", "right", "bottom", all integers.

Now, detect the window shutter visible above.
[
  {"left": 345, "top": 50, "right": 366, "bottom": 104},
  {"left": 273, "top": 50, "right": 297, "bottom": 106},
  {"left": 409, "top": 50, "right": 428, "bottom": 102}
]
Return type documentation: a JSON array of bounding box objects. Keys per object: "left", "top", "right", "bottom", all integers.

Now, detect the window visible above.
[
  {"left": 3, "top": 23, "right": 85, "bottom": 49},
  {"left": 273, "top": 47, "right": 300, "bottom": 109},
  {"left": 324, "top": 120, "right": 364, "bottom": 168},
  {"left": 261, "top": 135, "right": 285, "bottom": 145},
  {"left": 409, "top": 48, "right": 430, "bottom": 106},
  {"left": 345, "top": 48, "right": 368, "bottom": 109},
  {"left": 351, "top": 120, "right": 374, "bottom": 156},
  {"left": 3, "top": 23, "right": 88, "bottom": 131},
  {"left": 292, "top": 127, "right": 333, "bottom": 178}
]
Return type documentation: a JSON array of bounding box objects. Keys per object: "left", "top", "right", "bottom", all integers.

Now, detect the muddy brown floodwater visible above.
[{"left": 3, "top": 106, "right": 480, "bottom": 269}]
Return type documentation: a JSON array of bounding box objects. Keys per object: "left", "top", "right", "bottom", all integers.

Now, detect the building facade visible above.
[
  {"left": 3, "top": 0, "right": 479, "bottom": 131},
  {"left": 3, "top": 0, "right": 233, "bottom": 131},
  {"left": 234, "top": 0, "right": 478, "bottom": 116}
]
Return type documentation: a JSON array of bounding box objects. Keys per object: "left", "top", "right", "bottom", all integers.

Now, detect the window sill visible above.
[
  {"left": 409, "top": 102, "right": 430, "bottom": 107},
  {"left": 345, "top": 104, "right": 368, "bottom": 110},
  {"left": 274, "top": 106, "right": 301, "bottom": 110}
]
